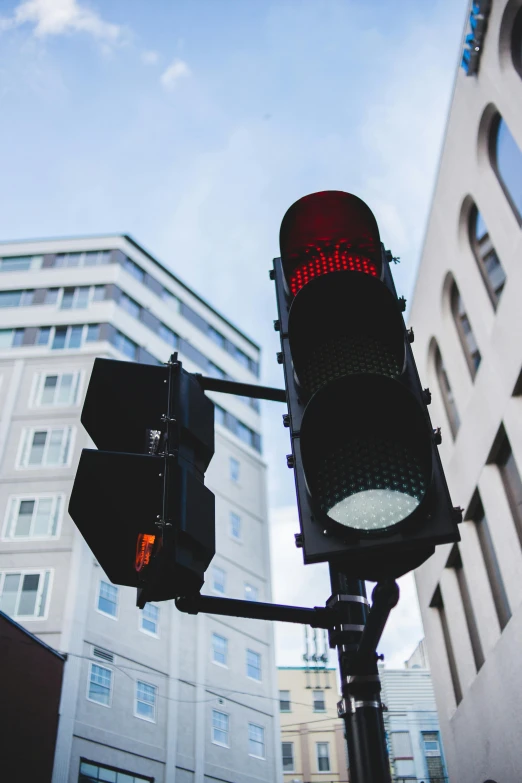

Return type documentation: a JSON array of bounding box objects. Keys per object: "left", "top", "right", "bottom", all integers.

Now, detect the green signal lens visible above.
[{"left": 316, "top": 437, "right": 427, "bottom": 532}]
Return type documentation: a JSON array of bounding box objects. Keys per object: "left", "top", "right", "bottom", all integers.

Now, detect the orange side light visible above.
[{"left": 135, "top": 533, "right": 156, "bottom": 572}]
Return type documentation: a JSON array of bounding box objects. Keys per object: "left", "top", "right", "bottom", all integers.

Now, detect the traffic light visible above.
[
  {"left": 69, "top": 356, "right": 215, "bottom": 607},
  {"left": 273, "top": 191, "right": 460, "bottom": 581}
]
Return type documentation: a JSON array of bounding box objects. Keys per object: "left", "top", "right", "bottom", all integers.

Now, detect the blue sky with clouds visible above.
[{"left": 0, "top": 0, "right": 469, "bottom": 666}]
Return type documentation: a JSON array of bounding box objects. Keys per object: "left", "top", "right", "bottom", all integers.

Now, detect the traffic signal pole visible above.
[{"left": 328, "top": 569, "right": 398, "bottom": 783}]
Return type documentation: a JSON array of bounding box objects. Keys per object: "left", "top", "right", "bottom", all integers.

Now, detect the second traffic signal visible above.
[{"left": 69, "top": 356, "right": 216, "bottom": 606}]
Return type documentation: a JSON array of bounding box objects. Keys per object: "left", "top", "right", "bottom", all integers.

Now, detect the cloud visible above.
[
  {"left": 160, "top": 58, "right": 190, "bottom": 90},
  {"left": 141, "top": 49, "right": 159, "bottom": 65},
  {"left": 0, "top": 0, "right": 121, "bottom": 40}
]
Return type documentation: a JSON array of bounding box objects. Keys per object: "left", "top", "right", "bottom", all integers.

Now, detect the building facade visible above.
[
  {"left": 380, "top": 642, "right": 448, "bottom": 783},
  {"left": 410, "top": 1, "right": 522, "bottom": 780},
  {"left": 278, "top": 666, "right": 348, "bottom": 783},
  {"left": 0, "top": 235, "right": 281, "bottom": 783},
  {"left": 1, "top": 609, "right": 65, "bottom": 783}
]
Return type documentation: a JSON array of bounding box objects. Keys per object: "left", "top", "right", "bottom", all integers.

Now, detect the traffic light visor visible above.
[
  {"left": 279, "top": 191, "right": 382, "bottom": 295},
  {"left": 300, "top": 376, "right": 432, "bottom": 534},
  {"left": 288, "top": 273, "right": 405, "bottom": 397}
]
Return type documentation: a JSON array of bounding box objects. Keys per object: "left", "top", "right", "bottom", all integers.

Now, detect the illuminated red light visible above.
[
  {"left": 290, "top": 241, "right": 378, "bottom": 295},
  {"left": 135, "top": 533, "right": 156, "bottom": 572}
]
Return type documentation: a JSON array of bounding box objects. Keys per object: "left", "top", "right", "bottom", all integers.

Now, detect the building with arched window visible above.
[{"left": 410, "top": 1, "right": 522, "bottom": 781}]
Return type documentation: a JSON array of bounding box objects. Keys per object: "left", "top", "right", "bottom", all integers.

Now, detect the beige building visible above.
[
  {"left": 278, "top": 667, "right": 348, "bottom": 783},
  {"left": 410, "top": 0, "right": 522, "bottom": 780}
]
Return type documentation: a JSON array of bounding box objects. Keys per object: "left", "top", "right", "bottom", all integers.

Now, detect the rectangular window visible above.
[
  {"left": 316, "top": 742, "right": 330, "bottom": 772},
  {"left": 124, "top": 257, "right": 145, "bottom": 283},
  {"left": 430, "top": 585, "right": 462, "bottom": 705},
  {"left": 0, "top": 570, "right": 51, "bottom": 619},
  {"left": 212, "top": 709, "right": 229, "bottom": 746},
  {"left": 282, "top": 741, "right": 294, "bottom": 771},
  {"left": 158, "top": 322, "right": 178, "bottom": 348},
  {"left": 229, "top": 456, "right": 240, "bottom": 482},
  {"left": 208, "top": 325, "right": 226, "bottom": 349},
  {"left": 391, "top": 731, "right": 413, "bottom": 757},
  {"left": 446, "top": 545, "right": 484, "bottom": 671},
  {"left": 279, "top": 690, "right": 291, "bottom": 712},
  {"left": 112, "top": 330, "right": 138, "bottom": 360},
  {"left": 244, "top": 583, "right": 259, "bottom": 602},
  {"left": 230, "top": 511, "right": 241, "bottom": 540},
  {"left": 4, "top": 495, "right": 62, "bottom": 539},
  {"left": 0, "top": 289, "right": 34, "bottom": 307},
  {"left": 313, "top": 689, "right": 326, "bottom": 712},
  {"left": 35, "top": 372, "right": 81, "bottom": 407},
  {"left": 213, "top": 566, "right": 226, "bottom": 595},
  {"left": 0, "top": 328, "right": 25, "bottom": 348},
  {"left": 0, "top": 255, "right": 43, "bottom": 272},
  {"left": 246, "top": 649, "right": 262, "bottom": 681},
  {"left": 135, "top": 681, "right": 157, "bottom": 722},
  {"left": 140, "top": 603, "right": 159, "bottom": 635},
  {"left": 79, "top": 760, "right": 152, "bottom": 783},
  {"left": 60, "top": 286, "right": 92, "bottom": 309},
  {"left": 18, "top": 427, "right": 72, "bottom": 468},
  {"left": 120, "top": 292, "right": 141, "bottom": 319},
  {"left": 248, "top": 723, "right": 265, "bottom": 758},
  {"left": 97, "top": 581, "right": 118, "bottom": 617},
  {"left": 88, "top": 663, "right": 112, "bottom": 706},
  {"left": 212, "top": 633, "right": 228, "bottom": 666},
  {"left": 37, "top": 326, "right": 51, "bottom": 346}
]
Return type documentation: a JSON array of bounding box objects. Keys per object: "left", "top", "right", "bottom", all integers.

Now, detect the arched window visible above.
[
  {"left": 433, "top": 341, "right": 460, "bottom": 439},
  {"left": 469, "top": 205, "right": 506, "bottom": 308},
  {"left": 512, "top": 5, "right": 522, "bottom": 77},
  {"left": 491, "top": 114, "right": 522, "bottom": 220},
  {"left": 450, "top": 281, "right": 481, "bottom": 378}
]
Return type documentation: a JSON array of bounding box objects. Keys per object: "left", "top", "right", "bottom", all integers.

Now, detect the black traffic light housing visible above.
[
  {"left": 69, "top": 356, "right": 215, "bottom": 605},
  {"left": 274, "top": 191, "right": 460, "bottom": 581}
]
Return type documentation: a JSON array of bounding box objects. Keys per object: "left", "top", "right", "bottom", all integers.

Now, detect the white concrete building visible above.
[
  {"left": 410, "top": 1, "right": 522, "bottom": 781},
  {"left": 0, "top": 235, "right": 281, "bottom": 783}
]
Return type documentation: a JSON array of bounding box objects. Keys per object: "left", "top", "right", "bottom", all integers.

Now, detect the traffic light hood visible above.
[
  {"left": 288, "top": 272, "right": 406, "bottom": 399},
  {"left": 300, "top": 374, "right": 433, "bottom": 536},
  {"left": 279, "top": 191, "right": 382, "bottom": 296}
]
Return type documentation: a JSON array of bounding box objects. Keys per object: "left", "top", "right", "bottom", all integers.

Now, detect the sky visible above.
[{"left": 0, "top": 0, "right": 469, "bottom": 668}]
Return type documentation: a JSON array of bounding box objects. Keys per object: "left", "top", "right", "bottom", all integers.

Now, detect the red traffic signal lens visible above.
[
  {"left": 280, "top": 191, "right": 382, "bottom": 295},
  {"left": 135, "top": 533, "right": 157, "bottom": 572},
  {"left": 290, "top": 242, "right": 378, "bottom": 295}
]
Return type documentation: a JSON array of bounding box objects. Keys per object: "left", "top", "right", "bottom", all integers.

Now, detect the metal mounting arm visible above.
[{"left": 194, "top": 374, "right": 286, "bottom": 403}]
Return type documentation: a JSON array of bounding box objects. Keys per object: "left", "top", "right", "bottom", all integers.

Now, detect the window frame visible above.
[
  {"left": 450, "top": 280, "right": 481, "bottom": 379},
  {"left": 86, "top": 662, "right": 113, "bottom": 708},
  {"left": 211, "top": 632, "right": 228, "bottom": 667},
  {"left": 0, "top": 568, "right": 52, "bottom": 620},
  {"left": 432, "top": 341, "right": 460, "bottom": 440},
  {"left": 212, "top": 566, "right": 226, "bottom": 595},
  {"left": 2, "top": 494, "right": 64, "bottom": 541},
  {"left": 229, "top": 510, "right": 242, "bottom": 541},
  {"left": 16, "top": 426, "right": 75, "bottom": 469},
  {"left": 229, "top": 456, "right": 240, "bottom": 483},
  {"left": 211, "top": 709, "right": 230, "bottom": 747},
  {"left": 316, "top": 741, "right": 331, "bottom": 773},
  {"left": 312, "top": 689, "right": 326, "bottom": 713},
  {"left": 32, "top": 370, "right": 82, "bottom": 408},
  {"left": 248, "top": 722, "right": 266, "bottom": 759},
  {"left": 139, "top": 602, "right": 159, "bottom": 637},
  {"left": 244, "top": 583, "right": 259, "bottom": 602},
  {"left": 282, "top": 741, "right": 295, "bottom": 771},
  {"left": 134, "top": 680, "right": 157, "bottom": 723},
  {"left": 279, "top": 689, "right": 291, "bottom": 712},
  {"left": 246, "top": 649, "right": 262, "bottom": 682},
  {"left": 96, "top": 580, "right": 119, "bottom": 620},
  {"left": 468, "top": 204, "right": 506, "bottom": 309}
]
